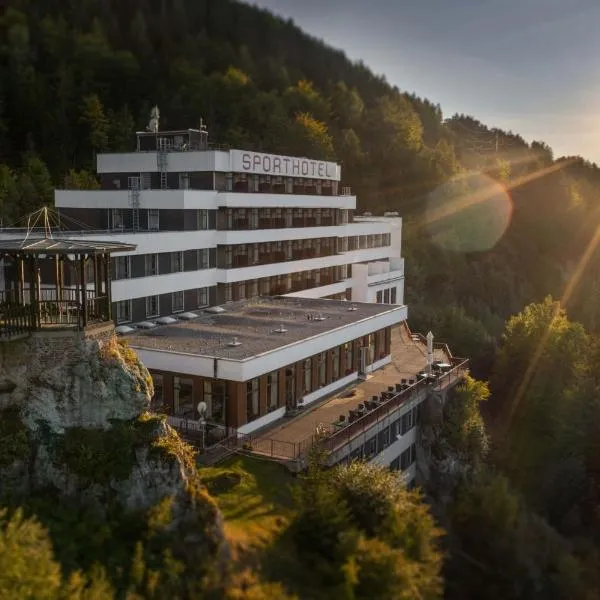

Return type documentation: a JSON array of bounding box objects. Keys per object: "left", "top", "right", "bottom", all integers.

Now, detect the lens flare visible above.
[{"left": 425, "top": 172, "right": 513, "bottom": 253}]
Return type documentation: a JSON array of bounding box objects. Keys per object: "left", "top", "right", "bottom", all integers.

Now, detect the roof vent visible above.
[
  {"left": 314, "top": 313, "right": 326, "bottom": 321},
  {"left": 347, "top": 305, "right": 358, "bottom": 312},
  {"left": 156, "top": 316, "right": 178, "bottom": 324},
  {"left": 228, "top": 337, "right": 242, "bottom": 347},
  {"left": 206, "top": 306, "right": 226, "bottom": 314},
  {"left": 115, "top": 325, "right": 136, "bottom": 335},
  {"left": 178, "top": 312, "right": 199, "bottom": 320},
  {"left": 274, "top": 324, "right": 288, "bottom": 333}
]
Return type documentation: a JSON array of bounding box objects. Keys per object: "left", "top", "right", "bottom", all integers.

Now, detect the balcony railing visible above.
[{"left": 232, "top": 357, "right": 468, "bottom": 462}]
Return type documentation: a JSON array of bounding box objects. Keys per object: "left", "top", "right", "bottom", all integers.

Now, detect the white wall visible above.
[
  {"left": 112, "top": 269, "right": 217, "bottom": 301},
  {"left": 55, "top": 189, "right": 356, "bottom": 210}
]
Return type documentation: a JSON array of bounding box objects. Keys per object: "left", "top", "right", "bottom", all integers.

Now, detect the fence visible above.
[
  {"left": 164, "top": 358, "right": 468, "bottom": 462},
  {"left": 234, "top": 357, "right": 469, "bottom": 462}
]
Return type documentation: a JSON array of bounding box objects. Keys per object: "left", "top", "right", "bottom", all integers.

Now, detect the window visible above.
[
  {"left": 332, "top": 347, "right": 340, "bottom": 380},
  {"left": 148, "top": 209, "right": 159, "bottom": 231},
  {"left": 204, "top": 381, "right": 226, "bottom": 423},
  {"left": 111, "top": 208, "right": 124, "bottom": 230},
  {"left": 145, "top": 254, "right": 159, "bottom": 276},
  {"left": 116, "top": 300, "right": 131, "bottom": 323},
  {"left": 171, "top": 251, "right": 183, "bottom": 272},
  {"left": 114, "top": 256, "right": 130, "bottom": 280},
  {"left": 198, "top": 248, "right": 210, "bottom": 269},
  {"left": 145, "top": 295, "right": 159, "bottom": 317},
  {"left": 150, "top": 373, "right": 163, "bottom": 412},
  {"left": 223, "top": 283, "right": 232, "bottom": 303},
  {"left": 197, "top": 287, "right": 209, "bottom": 307},
  {"left": 172, "top": 291, "right": 184, "bottom": 313},
  {"left": 364, "top": 436, "right": 377, "bottom": 458},
  {"left": 344, "top": 342, "right": 353, "bottom": 373},
  {"left": 384, "top": 288, "right": 390, "bottom": 303},
  {"left": 376, "top": 290, "right": 383, "bottom": 303},
  {"left": 304, "top": 358, "right": 312, "bottom": 394},
  {"left": 318, "top": 352, "right": 327, "bottom": 386},
  {"left": 246, "top": 378, "right": 259, "bottom": 421},
  {"left": 267, "top": 371, "right": 279, "bottom": 412},
  {"left": 391, "top": 287, "right": 397, "bottom": 304},
  {"left": 197, "top": 209, "right": 209, "bottom": 230}
]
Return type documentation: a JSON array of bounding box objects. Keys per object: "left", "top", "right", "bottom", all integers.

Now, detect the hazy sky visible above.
[{"left": 249, "top": 0, "right": 600, "bottom": 163}]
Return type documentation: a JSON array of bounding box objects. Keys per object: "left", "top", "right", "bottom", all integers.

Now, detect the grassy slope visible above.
[{"left": 199, "top": 455, "right": 316, "bottom": 596}]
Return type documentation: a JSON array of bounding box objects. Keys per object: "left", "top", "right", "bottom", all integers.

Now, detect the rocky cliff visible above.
[{"left": 0, "top": 330, "right": 226, "bottom": 581}]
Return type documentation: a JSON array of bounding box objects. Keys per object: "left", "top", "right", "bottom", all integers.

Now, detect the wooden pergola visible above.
[{"left": 0, "top": 237, "right": 136, "bottom": 339}]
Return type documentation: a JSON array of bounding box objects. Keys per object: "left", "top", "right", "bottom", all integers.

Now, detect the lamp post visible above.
[{"left": 427, "top": 331, "right": 434, "bottom": 375}]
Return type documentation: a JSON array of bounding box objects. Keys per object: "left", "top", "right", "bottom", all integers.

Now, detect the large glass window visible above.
[
  {"left": 344, "top": 342, "right": 353, "bottom": 374},
  {"left": 145, "top": 295, "right": 159, "bottom": 318},
  {"left": 197, "top": 287, "right": 209, "bottom": 307},
  {"left": 150, "top": 373, "right": 164, "bottom": 412},
  {"left": 172, "top": 291, "right": 184, "bottom": 313},
  {"left": 114, "top": 256, "right": 130, "bottom": 280},
  {"left": 174, "top": 376, "right": 193, "bottom": 416},
  {"left": 116, "top": 300, "right": 131, "bottom": 323},
  {"left": 148, "top": 209, "right": 159, "bottom": 231},
  {"left": 267, "top": 371, "right": 279, "bottom": 412},
  {"left": 111, "top": 208, "right": 124, "bottom": 230},
  {"left": 204, "top": 381, "right": 225, "bottom": 424},
  {"left": 332, "top": 347, "right": 340, "bottom": 380},
  {"left": 197, "top": 209, "right": 209, "bottom": 230},
  {"left": 145, "top": 254, "right": 159, "bottom": 276},
  {"left": 304, "top": 358, "right": 312, "bottom": 394},
  {"left": 246, "top": 378, "right": 259, "bottom": 421},
  {"left": 171, "top": 251, "right": 183, "bottom": 272},
  {"left": 318, "top": 352, "right": 327, "bottom": 386}
]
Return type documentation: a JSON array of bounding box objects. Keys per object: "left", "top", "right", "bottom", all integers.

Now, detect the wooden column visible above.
[
  {"left": 278, "top": 367, "right": 286, "bottom": 408},
  {"left": 16, "top": 255, "right": 24, "bottom": 304},
  {"left": 103, "top": 254, "right": 112, "bottom": 321},
  {"left": 226, "top": 381, "right": 245, "bottom": 429},
  {"left": 295, "top": 361, "right": 303, "bottom": 401},
  {"left": 385, "top": 327, "right": 391, "bottom": 356},
  {"left": 28, "top": 256, "right": 38, "bottom": 327},
  {"left": 79, "top": 254, "right": 88, "bottom": 328},
  {"left": 54, "top": 256, "right": 61, "bottom": 303},
  {"left": 192, "top": 376, "right": 203, "bottom": 418},
  {"left": 326, "top": 350, "right": 333, "bottom": 385},
  {"left": 259, "top": 375, "right": 268, "bottom": 416}
]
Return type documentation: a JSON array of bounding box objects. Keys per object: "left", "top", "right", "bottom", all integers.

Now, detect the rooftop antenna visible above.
[
  {"left": 147, "top": 106, "right": 160, "bottom": 133},
  {"left": 199, "top": 117, "right": 207, "bottom": 132}
]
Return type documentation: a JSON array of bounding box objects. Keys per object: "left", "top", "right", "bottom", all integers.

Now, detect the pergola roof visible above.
[{"left": 0, "top": 236, "right": 136, "bottom": 255}]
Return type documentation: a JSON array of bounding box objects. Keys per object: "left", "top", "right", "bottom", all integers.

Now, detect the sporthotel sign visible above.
[{"left": 231, "top": 150, "right": 341, "bottom": 181}]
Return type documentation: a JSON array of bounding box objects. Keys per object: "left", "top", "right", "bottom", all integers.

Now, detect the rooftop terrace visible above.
[
  {"left": 245, "top": 325, "right": 466, "bottom": 460},
  {"left": 126, "top": 297, "right": 404, "bottom": 361}
]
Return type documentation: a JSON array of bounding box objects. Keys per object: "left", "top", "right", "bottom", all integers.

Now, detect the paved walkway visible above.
[{"left": 252, "top": 325, "right": 449, "bottom": 449}]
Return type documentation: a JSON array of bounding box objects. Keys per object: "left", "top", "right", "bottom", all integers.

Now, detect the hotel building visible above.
[{"left": 47, "top": 124, "right": 405, "bottom": 324}]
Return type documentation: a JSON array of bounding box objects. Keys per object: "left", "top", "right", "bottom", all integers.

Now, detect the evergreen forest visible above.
[{"left": 2, "top": 0, "right": 600, "bottom": 598}]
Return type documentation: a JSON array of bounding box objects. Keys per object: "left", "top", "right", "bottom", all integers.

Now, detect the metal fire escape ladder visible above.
[
  {"left": 129, "top": 176, "right": 141, "bottom": 231},
  {"left": 157, "top": 137, "right": 169, "bottom": 190}
]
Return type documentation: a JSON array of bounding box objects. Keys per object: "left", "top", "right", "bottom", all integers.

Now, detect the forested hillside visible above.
[
  {"left": 3, "top": 1, "right": 600, "bottom": 598},
  {"left": 3, "top": 0, "right": 600, "bottom": 372}
]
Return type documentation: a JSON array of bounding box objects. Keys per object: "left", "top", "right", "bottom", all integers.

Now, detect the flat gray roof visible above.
[{"left": 126, "top": 297, "right": 400, "bottom": 360}]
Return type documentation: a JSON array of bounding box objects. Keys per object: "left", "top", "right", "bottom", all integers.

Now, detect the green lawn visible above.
[
  {"left": 199, "top": 455, "right": 296, "bottom": 551},
  {"left": 198, "top": 455, "right": 316, "bottom": 595}
]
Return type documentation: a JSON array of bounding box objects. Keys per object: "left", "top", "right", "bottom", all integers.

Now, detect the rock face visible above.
[
  {"left": 0, "top": 331, "right": 150, "bottom": 433},
  {"left": 0, "top": 330, "right": 225, "bottom": 567}
]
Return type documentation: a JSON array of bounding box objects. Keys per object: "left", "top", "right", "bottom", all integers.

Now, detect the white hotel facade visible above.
[{"left": 53, "top": 127, "right": 405, "bottom": 324}]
